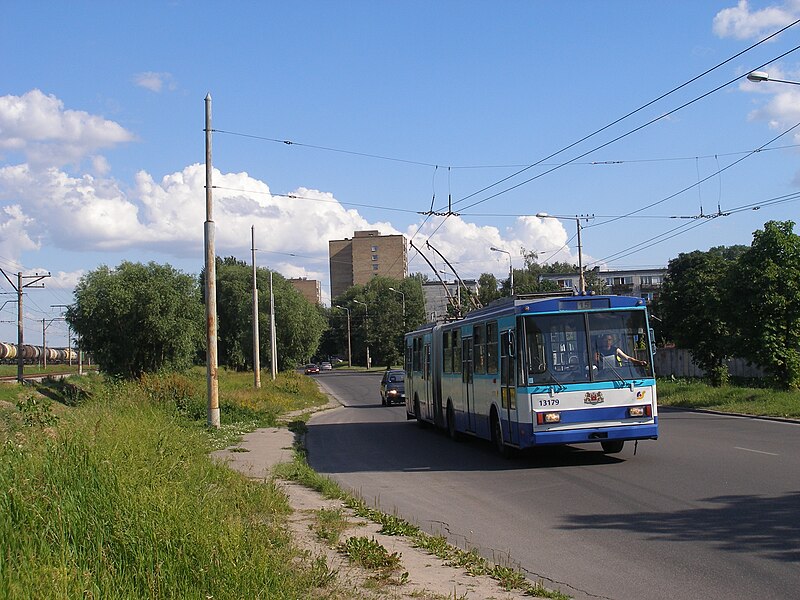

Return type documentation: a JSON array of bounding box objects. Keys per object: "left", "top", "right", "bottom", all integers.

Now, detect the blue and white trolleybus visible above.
[{"left": 404, "top": 293, "right": 658, "bottom": 455}]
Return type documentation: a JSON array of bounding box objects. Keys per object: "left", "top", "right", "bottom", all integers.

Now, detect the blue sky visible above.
[{"left": 2, "top": 1, "right": 800, "bottom": 346}]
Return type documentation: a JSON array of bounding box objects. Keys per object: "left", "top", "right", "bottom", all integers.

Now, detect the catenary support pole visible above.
[
  {"left": 204, "top": 94, "right": 220, "bottom": 428},
  {"left": 252, "top": 225, "right": 261, "bottom": 389},
  {"left": 270, "top": 271, "right": 277, "bottom": 380}
]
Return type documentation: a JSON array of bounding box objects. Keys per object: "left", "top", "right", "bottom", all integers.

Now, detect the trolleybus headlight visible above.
[
  {"left": 628, "top": 405, "right": 651, "bottom": 418},
  {"left": 536, "top": 412, "right": 561, "bottom": 425}
]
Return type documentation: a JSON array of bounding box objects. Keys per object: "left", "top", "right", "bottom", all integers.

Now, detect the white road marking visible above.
[{"left": 734, "top": 446, "right": 779, "bottom": 456}]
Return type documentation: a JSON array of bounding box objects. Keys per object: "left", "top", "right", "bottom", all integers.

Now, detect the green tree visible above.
[
  {"left": 215, "top": 257, "right": 253, "bottom": 370},
  {"left": 212, "top": 258, "right": 326, "bottom": 371},
  {"left": 726, "top": 221, "right": 800, "bottom": 389},
  {"left": 66, "top": 261, "right": 204, "bottom": 378},
  {"left": 659, "top": 249, "right": 737, "bottom": 386},
  {"left": 331, "top": 276, "right": 425, "bottom": 368},
  {"left": 478, "top": 273, "right": 501, "bottom": 305}
]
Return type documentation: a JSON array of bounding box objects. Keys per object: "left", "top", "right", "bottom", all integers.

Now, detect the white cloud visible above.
[
  {"left": 0, "top": 90, "right": 135, "bottom": 169},
  {"left": 0, "top": 90, "right": 596, "bottom": 309},
  {"left": 740, "top": 64, "right": 800, "bottom": 145},
  {"left": 133, "top": 72, "right": 176, "bottom": 93},
  {"left": 0, "top": 204, "right": 38, "bottom": 268},
  {"left": 713, "top": 1, "right": 800, "bottom": 39},
  {"left": 404, "top": 214, "right": 580, "bottom": 281}
]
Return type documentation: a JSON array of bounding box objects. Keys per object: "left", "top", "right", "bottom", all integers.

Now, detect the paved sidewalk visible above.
[{"left": 210, "top": 426, "right": 296, "bottom": 480}]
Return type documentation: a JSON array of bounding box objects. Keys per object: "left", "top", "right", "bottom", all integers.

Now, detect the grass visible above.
[
  {"left": 2, "top": 364, "right": 792, "bottom": 600},
  {"left": 657, "top": 378, "right": 800, "bottom": 419},
  {"left": 312, "top": 508, "right": 351, "bottom": 545},
  {"left": 0, "top": 368, "right": 336, "bottom": 600},
  {"left": 0, "top": 363, "right": 92, "bottom": 377}
]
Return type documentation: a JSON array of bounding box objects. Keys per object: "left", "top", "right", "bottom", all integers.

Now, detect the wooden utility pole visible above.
[{"left": 270, "top": 271, "right": 277, "bottom": 381}]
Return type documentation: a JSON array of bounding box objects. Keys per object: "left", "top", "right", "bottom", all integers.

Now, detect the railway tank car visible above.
[{"left": 0, "top": 342, "right": 78, "bottom": 364}]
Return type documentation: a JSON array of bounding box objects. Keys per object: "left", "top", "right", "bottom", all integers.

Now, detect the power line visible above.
[
  {"left": 213, "top": 129, "right": 441, "bottom": 168},
  {"left": 443, "top": 22, "right": 800, "bottom": 214}
]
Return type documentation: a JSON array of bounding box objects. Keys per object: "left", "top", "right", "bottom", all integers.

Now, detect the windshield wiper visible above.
[
  {"left": 540, "top": 368, "right": 567, "bottom": 392},
  {"left": 605, "top": 364, "right": 628, "bottom": 385}
]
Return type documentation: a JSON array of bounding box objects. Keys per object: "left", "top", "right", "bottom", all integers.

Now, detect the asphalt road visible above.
[{"left": 307, "top": 370, "right": 800, "bottom": 600}]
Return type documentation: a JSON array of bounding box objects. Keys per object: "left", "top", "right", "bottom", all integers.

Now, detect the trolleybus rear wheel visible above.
[{"left": 447, "top": 402, "right": 460, "bottom": 441}]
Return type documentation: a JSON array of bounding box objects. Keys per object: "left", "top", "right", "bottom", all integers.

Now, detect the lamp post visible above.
[
  {"left": 536, "top": 213, "right": 589, "bottom": 294},
  {"left": 333, "top": 305, "right": 352, "bottom": 368},
  {"left": 747, "top": 70, "right": 800, "bottom": 85},
  {"left": 387, "top": 287, "right": 406, "bottom": 327},
  {"left": 490, "top": 247, "right": 514, "bottom": 297},
  {"left": 353, "top": 299, "right": 371, "bottom": 369}
]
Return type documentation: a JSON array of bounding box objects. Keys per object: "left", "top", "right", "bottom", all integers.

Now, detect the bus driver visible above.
[{"left": 595, "top": 334, "right": 647, "bottom": 369}]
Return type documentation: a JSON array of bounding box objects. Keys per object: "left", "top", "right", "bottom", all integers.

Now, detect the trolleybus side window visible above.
[
  {"left": 486, "top": 321, "right": 498, "bottom": 374},
  {"left": 443, "top": 331, "right": 452, "bottom": 373},
  {"left": 453, "top": 329, "right": 462, "bottom": 374},
  {"left": 474, "top": 324, "right": 486, "bottom": 374}
]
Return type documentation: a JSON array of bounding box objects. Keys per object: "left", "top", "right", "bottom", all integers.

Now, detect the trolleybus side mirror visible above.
[{"left": 649, "top": 328, "right": 657, "bottom": 355}]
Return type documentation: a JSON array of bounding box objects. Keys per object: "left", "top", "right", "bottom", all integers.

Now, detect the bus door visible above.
[
  {"left": 500, "top": 330, "right": 518, "bottom": 444},
  {"left": 462, "top": 336, "right": 475, "bottom": 432},
  {"left": 423, "top": 341, "right": 432, "bottom": 420}
]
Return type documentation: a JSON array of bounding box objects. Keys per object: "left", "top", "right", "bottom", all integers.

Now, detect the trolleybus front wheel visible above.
[
  {"left": 601, "top": 440, "right": 625, "bottom": 454},
  {"left": 491, "top": 412, "right": 510, "bottom": 457}
]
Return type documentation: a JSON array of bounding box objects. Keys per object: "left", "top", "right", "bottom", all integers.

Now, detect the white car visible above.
[{"left": 320, "top": 362, "right": 333, "bottom": 371}]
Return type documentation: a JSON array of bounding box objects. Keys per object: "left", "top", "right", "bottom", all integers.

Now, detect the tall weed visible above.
[{"left": 0, "top": 384, "right": 334, "bottom": 599}]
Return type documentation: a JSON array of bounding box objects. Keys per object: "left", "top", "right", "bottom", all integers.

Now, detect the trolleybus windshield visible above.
[{"left": 523, "top": 310, "right": 653, "bottom": 385}]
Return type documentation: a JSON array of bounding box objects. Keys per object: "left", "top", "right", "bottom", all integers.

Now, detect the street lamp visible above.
[
  {"left": 536, "top": 213, "right": 588, "bottom": 294},
  {"left": 490, "top": 247, "right": 514, "bottom": 297},
  {"left": 387, "top": 287, "right": 406, "bottom": 327},
  {"left": 746, "top": 70, "right": 800, "bottom": 85},
  {"left": 353, "top": 299, "right": 371, "bottom": 370},
  {"left": 333, "top": 305, "right": 352, "bottom": 368}
]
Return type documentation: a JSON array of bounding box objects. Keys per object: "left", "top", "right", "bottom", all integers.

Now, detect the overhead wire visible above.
[
  {"left": 587, "top": 118, "right": 800, "bottom": 229},
  {"left": 442, "top": 22, "right": 800, "bottom": 214}
]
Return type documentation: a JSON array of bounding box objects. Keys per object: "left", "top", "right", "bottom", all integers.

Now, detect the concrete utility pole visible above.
[
  {"left": 334, "top": 305, "right": 352, "bottom": 367},
  {"left": 41, "top": 317, "right": 64, "bottom": 370},
  {"left": 270, "top": 271, "right": 277, "bottom": 381},
  {"left": 353, "top": 299, "right": 370, "bottom": 369},
  {"left": 536, "top": 213, "right": 592, "bottom": 294},
  {"left": 2, "top": 269, "right": 49, "bottom": 383},
  {"left": 251, "top": 225, "right": 261, "bottom": 389},
  {"left": 51, "top": 305, "right": 71, "bottom": 366},
  {"left": 388, "top": 287, "right": 405, "bottom": 328},
  {"left": 204, "top": 94, "right": 220, "bottom": 428}
]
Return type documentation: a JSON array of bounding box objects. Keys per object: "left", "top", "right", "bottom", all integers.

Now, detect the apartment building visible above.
[
  {"left": 288, "top": 277, "right": 321, "bottom": 305},
  {"left": 539, "top": 267, "right": 666, "bottom": 301},
  {"left": 329, "top": 230, "right": 408, "bottom": 299}
]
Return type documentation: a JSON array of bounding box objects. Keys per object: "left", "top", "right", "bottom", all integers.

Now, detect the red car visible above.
[{"left": 304, "top": 363, "right": 320, "bottom": 375}]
